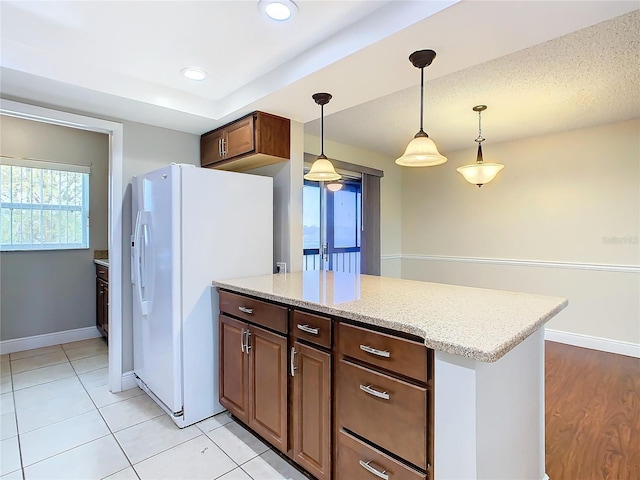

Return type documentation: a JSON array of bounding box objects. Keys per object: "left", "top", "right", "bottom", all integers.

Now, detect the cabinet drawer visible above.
[
  {"left": 292, "top": 310, "right": 331, "bottom": 348},
  {"left": 337, "top": 322, "right": 428, "bottom": 382},
  {"left": 337, "top": 428, "right": 427, "bottom": 480},
  {"left": 95, "top": 264, "right": 109, "bottom": 282},
  {"left": 337, "top": 359, "right": 428, "bottom": 470},
  {"left": 219, "top": 290, "right": 288, "bottom": 334}
]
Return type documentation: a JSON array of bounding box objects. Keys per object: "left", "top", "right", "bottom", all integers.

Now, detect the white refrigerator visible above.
[{"left": 131, "top": 164, "right": 273, "bottom": 428}]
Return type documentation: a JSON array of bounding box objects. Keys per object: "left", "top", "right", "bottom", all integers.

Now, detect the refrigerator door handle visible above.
[{"left": 134, "top": 211, "right": 154, "bottom": 316}]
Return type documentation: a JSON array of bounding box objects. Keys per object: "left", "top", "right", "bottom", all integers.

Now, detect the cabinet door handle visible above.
[
  {"left": 238, "top": 306, "right": 253, "bottom": 315},
  {"left": 240, "top": 329, "right": 245, "bottom": 353},
  {"left": 245, "top": 330, "right": 251, "bottom": 354},
  {"left": 358, "top": 460, "right": 389, "bottom": 480},
  {"left": 290, "top": 346, "right": 297, "bottom": 377},
  {"left": 221, "top": 137, "right": 226, "bottom": 156},
  {"left": 297, "top": 324, "right": 319, "bottom": 335},
  {"left": 359, "top": 384, "right": 390, "bottom": 400},
  {"left": 360, "top": 344, "right": 390, "bottom": 358}
]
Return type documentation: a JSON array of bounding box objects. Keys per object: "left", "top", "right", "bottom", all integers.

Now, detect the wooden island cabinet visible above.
[
  {"left": 215, "top": 271, "right": 567, "bottom": 480},
  {"left": 219, "top": 291, "right": 289, "bottom": 453}
]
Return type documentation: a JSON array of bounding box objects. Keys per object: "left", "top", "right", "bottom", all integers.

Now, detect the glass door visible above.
[{"left": 303, "top": 179, "right": 362, "bottom": 273}]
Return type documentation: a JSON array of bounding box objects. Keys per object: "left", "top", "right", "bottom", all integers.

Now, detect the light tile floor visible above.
[{"left": 0, "top": 339, "right": 310, "bottom": 480}]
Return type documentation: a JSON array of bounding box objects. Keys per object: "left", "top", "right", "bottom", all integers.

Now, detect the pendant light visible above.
[
  {"left": 396, "top": 50, "right": 447, "bottom": 167},
  {"left": 326, "top": 181, "right": 343, "bottom": 192},
  {"left": 457, "top": 105, "right": 504, "bottom": 187},
  {"left": 304, "top": 93, "right": 341, "bottom": 182}
]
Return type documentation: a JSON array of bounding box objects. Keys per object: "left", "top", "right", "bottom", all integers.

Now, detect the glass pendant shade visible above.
[
  {"left": 456, "top": 162, "right": 504, "bottom": 187},
  {"left": 326, "top": 181, "right": 343, "bottom": 192},
  {"left": 457, "top": 104, "right": 504, "bottom": 187},
  {"left": 395, "top": 134, "right": 447, "bottom": 167},
  {"left": 304, "top": 155, "right": 341, "bottom": 181}
]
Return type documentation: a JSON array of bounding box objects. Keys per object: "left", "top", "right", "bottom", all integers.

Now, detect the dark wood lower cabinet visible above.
[
  {"left": 292, "top": 340, "right": 332, "bottom": 480},
  {"left": 337, "top": 429, "right": 427, "bottom": 480},
  {"left": 219, "top": 314, "right": 288, "bottom": 454},
  {"left": 95, "top": 264, "right": 108, "bottom": 340},
  {"left": 219, "top": 315, "right": 249, "bottom": 423},
  {"left": 249, "top": 325, "right": 288, "bottom": 453},
  {"left": 218, "top": 291, "right": 433, "bottom": 480}
]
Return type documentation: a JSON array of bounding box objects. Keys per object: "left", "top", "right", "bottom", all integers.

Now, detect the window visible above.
[{"left": 1, "top": 157, "right": 90, "bottom": 251}]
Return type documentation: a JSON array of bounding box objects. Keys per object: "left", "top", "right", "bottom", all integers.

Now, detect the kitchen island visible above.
[{"left": 213, "top": 271, "right": 567, "bottom": 480}]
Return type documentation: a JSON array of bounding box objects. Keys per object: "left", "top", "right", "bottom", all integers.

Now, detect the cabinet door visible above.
[
  {"left": 225, "top": 115, "right": 255, "bottom": 158},
  {"left": 201, "top": 129, "right": 225, "bottom": 166},
  {"left": 292, "top": 341, "right": 331, "bottom": 480},
  {"left": 102, "top": 282, "right": 109, "bottom": 336},
  {"left": 96, "top": 277, "right": 108, "bottom": 338},
  {"left": 219, "top": 314, "right": 249, "bottom": 423},
  {"left": 248, "top": 324, "right": 288, "bottom": 453}
]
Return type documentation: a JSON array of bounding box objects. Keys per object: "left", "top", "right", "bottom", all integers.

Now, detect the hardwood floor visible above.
[{"left": 545, "top": 341, "right": 640, "bottom": 479}]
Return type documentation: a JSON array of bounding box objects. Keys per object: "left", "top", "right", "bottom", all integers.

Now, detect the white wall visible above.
[
  {"left": 0, "top": 115, "right": 109, "bottom": 340},
  {"left": 248, "top": 120, "right": 304, "bottom": 273},
  {"left": 304, "top": 134, "right": 402, "bottom": 278},
  {"left": 401, "top": 119, "right": 640, "bottom": 346}
]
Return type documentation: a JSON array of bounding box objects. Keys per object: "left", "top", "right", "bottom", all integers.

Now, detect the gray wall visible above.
[
  {"left": 119, "top": 121, "right": 200, "bottom": 371},
  {"left": 0, "top": 115, "right": 109, "bottom": 340}
]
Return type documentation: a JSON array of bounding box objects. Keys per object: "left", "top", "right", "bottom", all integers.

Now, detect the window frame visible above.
[{"left": 1, "top": 156, "right": 91, "bottom": 252}]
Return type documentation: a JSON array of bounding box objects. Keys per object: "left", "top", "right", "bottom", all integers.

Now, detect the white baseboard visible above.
[
  {"left": 545, "top": 328, "right": 640, "bottom": 358},
  {"left": 121, "top": 370, "right": 138, "bottom": 391},
  {"left": 0, "top": 326, "right": 101, "bottom": 355}
]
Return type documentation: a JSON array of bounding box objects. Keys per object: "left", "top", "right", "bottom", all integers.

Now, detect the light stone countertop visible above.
[
  {"left": 93, "top": 259, "right": 109, "bottom": 268},
  {"left": 213, "top": 271, "right": 568, "bottom": 362}
]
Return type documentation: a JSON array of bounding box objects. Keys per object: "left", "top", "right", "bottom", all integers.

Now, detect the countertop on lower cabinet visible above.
[
  {"left": 212, "top": 271, "right": 567, "bottom": 362},
  {"left": 213, "top": 271, "right": 567, "bottom": 480}
]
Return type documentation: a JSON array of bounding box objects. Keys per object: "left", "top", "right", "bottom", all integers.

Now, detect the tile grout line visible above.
[
  {"left": 63, "top": 341, "right": 142, "bottom": 480},
  {"left": 8, "top": 354, "right": 26, "bottom": 479}
]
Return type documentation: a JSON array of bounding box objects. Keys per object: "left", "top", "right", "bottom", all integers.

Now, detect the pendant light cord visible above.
[{"left": 320, "top": 103, "right": 325, "bottom": 157}]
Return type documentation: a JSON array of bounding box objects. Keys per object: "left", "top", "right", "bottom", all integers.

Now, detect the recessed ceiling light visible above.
[
  {"left": 181, "top": 68, "right": 207, "bottom": 81},
  {"left": 258, "top": 0, "right": 298, "bottom": 21}
]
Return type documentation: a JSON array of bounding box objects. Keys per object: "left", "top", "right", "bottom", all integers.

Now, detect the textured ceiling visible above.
[{"left": 305, "top": 9, "right": 640, "bottom": 157}]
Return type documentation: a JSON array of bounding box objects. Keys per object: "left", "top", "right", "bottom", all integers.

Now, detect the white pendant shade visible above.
[
  {"left": 395, "top": 135, "right": 447, "bottom": 167},
  {"left": 456, "top": 162, "right": 504, "bottom": 187},
  {"left": 304, "top": 157, "right": 341, "bottom": 181},
  {"left": 326, "top": 182, "right": 343, "bottom": 192}
]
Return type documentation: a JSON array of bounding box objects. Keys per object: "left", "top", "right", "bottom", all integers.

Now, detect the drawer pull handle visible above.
[
  {"left": 359, "top": 384, "right": 390, "bottom": 400},
  {"left": 360, "top": 344, "right": 390, "bottom": 358},
  {"left": 359, "top": 460, "right": 389, "bottom": 480},
  {"left": 297, "top": 324, "right": 319, "bottom": 335},
  {"left": 238, "top": 306, "right": 253, "bottom": 315}
]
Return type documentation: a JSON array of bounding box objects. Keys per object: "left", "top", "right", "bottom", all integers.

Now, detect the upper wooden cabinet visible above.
[{"left": 201, "top": 111, "right": 290, "bottom": 171}]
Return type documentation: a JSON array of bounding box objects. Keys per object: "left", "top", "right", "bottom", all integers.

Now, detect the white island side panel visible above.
[{"left": 435, "top": 328, "right": 546, "bottom": 480}]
